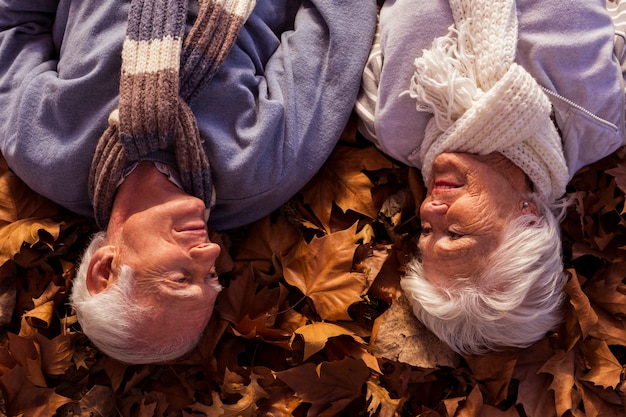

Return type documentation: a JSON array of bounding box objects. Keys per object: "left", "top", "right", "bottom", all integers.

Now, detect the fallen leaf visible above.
[
  {"left": 537, "top": 349, "right": 576, "bottom": 417},
  {"left": 282, "top": 223, "right": 372, "bottom": 320},
  {"left": 578, "top": 339, "right": 623, "bottom": 389},
  {"left": 275, "top": 357, "right": 370, "bottom": 416},
  {"left": 365, "top": 380, "right": 403, "bottom": 417},
  {"left": 292, "top": 322, "right": 364, "bottom": 361},
  {"left": 300, "top": 145, "right": 395, "bottom": 232}
]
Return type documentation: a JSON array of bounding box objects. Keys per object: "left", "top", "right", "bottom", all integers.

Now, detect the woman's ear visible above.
[
  {"left": 521, "top": 200, "right": 539, "bottom": 217},
  {"left": 86, "top": 245, "right": 117, "bottom": 295}
]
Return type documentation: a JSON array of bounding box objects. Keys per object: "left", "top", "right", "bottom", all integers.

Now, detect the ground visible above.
[{"left": 0, "top": 121, "right": 625, "bottom": 416}]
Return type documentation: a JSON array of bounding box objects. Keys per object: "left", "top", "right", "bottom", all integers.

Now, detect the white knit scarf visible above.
[{"left": 408, "top": 0, "right": 569, "bottom": 203}]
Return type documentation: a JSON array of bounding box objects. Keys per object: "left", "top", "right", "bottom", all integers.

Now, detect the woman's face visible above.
[{"left": 418, "top": 152, "right": 529, "bottom": 286}]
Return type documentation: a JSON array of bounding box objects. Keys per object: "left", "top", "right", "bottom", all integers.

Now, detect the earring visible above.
[{"left": 522, "top": 201, "right": 530, "bottom": 209}]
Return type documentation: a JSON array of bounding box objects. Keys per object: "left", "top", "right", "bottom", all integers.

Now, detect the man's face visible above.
[{"left": 114, "top": 193, "right": 222, "bottom": 345}]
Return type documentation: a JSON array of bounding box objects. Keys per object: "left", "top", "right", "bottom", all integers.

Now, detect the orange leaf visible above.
[
  {"left": 365, "top": 380, "right": 402, "bottom": 417},
  {"left": 24, "top": 301, "right": 54, "bottom": 329},
  {"left": 292, "top": 322, "right": 364, "bottom": 361},
  {"left": 578, "top": 339, "right": 622, "bottom": 389},
  {"left": 300, "top": 145, "right": 395, "bottom": 232},
  {"left": 282, "top": 223, "right": 372, "bottom": 320}
]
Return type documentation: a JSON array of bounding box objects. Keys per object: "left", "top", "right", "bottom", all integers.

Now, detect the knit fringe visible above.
[
  {"left": 407, "top": 21, "right": 482, "bottom": 132},
  {"left": 408, "top": 0, "right": 569, "bottom": 203}
]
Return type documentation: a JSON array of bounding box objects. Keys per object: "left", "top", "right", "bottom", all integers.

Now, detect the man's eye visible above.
[
  {"left": 448, "top": 231, "right": 463, "bottom": 240},
  {"left": 420, "top": 226, "right": 432, "bottom": 236},
  {"left": 173, "top": 276, "right": 190, "bottom": 284}
]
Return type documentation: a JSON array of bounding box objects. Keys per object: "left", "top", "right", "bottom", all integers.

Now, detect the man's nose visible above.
[{"left": 190, "top": 242, "right": 221, "bottom": 263}]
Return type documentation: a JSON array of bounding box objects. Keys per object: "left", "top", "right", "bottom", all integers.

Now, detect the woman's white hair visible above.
[
  {"left": 401, "top": 195, "right": 570, "bottom": 355},
  {"left": 70, "top": 232, "right": 203, "bottom": 364}
]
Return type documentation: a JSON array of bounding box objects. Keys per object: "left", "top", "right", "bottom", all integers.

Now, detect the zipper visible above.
[{"left": 541, "top": 86, "right": 611, "bottom": 126}]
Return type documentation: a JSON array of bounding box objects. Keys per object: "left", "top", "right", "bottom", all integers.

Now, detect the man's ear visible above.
[{"left": 86, "top": 245, "right": 116, "bottom": 295}]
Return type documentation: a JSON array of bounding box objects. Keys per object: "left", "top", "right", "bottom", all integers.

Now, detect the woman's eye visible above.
[{"left": 420, "top": 226, "right": 432, "bottom": 236}]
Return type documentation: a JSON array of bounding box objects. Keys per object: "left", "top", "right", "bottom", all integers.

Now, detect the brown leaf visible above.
[
  {"left": 24, "top": 301, "right": 54, "bottom": 329},
  {"left": 562, "top": 270, "right": 597, "bottom": 350},
  {"left": 588, "top": 307, "right": 626, "bottom": 346},
  {"left": 456, "top": 384, "right": 483, "bottom": 417},
  {"left": 0, "top": 219, "right": 63, "bottom": 267},
  {"left": 576, "top": 379, "right": 625, "bottom": 417},
  {"left": 370, "top": 294, "right": 460, "bottom": 369},
  {"left": 512, "top": 339, "right": 557, "bottom": 417},
  {"left": 36, "top": 331, "right": 73, "bottom": 376},
  {"left": 292, "top": 322, "right": 365, "bottom": 361},
  {"left": 365, "top": 380, "right": 402, "bottom": 417},
  {"left": 282, "top": 223, "right": 372, "bottom": 320},
  {"left": 253, "top": 366, "right": 302, "bottom": 416},
  {"left": 537, "top": 349, "right": 576, "bottom": 417},
  {"left": 220, "top": 368, "right": 269, "bottom": 417},
  {"left": 464, "top": 348, "right": 519, "bottom": 406},
  {"left": 0, "top": 358, "right": 71, "bottom": 416},
  {"left": 78, "top": 385, "right": 117, "bottom": 417},
  {"left": 324, "top": 336, "right": 381, "bottom": 373},
  {"left": 585, "top": 263, "right": 626, "bottom": 317},
  {"left": 234, "top": 215, "right": 302, "bottom": 264},
  {"left": 606, "top": 162, "right": 626, "bottom": 195},
  {"left": 578, "top": 339, "right": 623, "bottom": 389},
  {"left": 275, "top": 357, "right": 370, "bottom": 416},
  {"left": 300, "top": 145, "right": 395, "bottom": 232},
  {"left": 188, "top": 391, "right": 224, "bottom": 416}
]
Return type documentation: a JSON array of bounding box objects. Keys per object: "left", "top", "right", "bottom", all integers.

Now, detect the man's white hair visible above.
[
  {"left": 401, "top": 196, "right": 569, "bottom": 355},
  {"left": 70, "top": 232, "right": 203, "bottom": 364}
]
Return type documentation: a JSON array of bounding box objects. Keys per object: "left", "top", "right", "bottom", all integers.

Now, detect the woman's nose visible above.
[{"left": 421, "top": 200, "right": 449, "bottom": 216}]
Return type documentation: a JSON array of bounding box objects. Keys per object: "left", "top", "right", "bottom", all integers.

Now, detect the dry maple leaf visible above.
[
  {"left": 537, "top": 349, "right": 576, "bottom": 417},
  {"left": 575, "top": 379, "right": 625, "bottom": 417},
  {"left": 300, "top": 145, "right": 396, "bottom": 233},
  {"left": 282, "top": 222, "right": 373, "bottom": 321},
  {"left": 365, "top": 380, "right": 403, "bottom": 417},
  {"left": 512, "top": 339, "right": 557, "bottom": 417},
  {"left": 291, "top": 322, "right": 365, "bottom": 361},
  {"left": 578, "top": 339, "right": 623, "bottom": 390},
  {"left": 275, "top": 357, "right": 370, "bottom": 416}
]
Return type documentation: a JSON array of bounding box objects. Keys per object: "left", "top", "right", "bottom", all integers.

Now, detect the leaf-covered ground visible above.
[{"left": 0, "top": 119, "right": 625, "bottom": 416}]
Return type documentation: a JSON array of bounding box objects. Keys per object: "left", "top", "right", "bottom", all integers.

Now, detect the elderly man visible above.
[{"left": 0, "top": 0, "right": 377, "bottom": 363}]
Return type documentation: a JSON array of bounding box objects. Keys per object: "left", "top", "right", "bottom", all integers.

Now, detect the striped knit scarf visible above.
[
  {"left": 407, "top": 0, "right": 569, "bottom": 203},
  {"left": 89, "top": 0, "right": 256, "bottom": 229}
]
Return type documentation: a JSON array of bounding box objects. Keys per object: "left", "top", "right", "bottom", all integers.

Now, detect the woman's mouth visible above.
[{"left": 433, "top": 180, "right": 462, "bottom": 191}]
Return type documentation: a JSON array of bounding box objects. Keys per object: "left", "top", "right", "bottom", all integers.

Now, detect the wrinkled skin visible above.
[
  {"left": 419, "top": 152, "right": 536, "bottom": 287},
  {"left": 87, "top": 161, "right": 221, "bottom": 346}
]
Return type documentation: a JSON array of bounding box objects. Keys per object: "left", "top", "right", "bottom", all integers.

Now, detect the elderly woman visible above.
[
  {"left": 0, "top": 0, "right": 376, "bottom": 363},
  {"left": 356, "top": 0, "right": 626, "bottom": 354}
]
